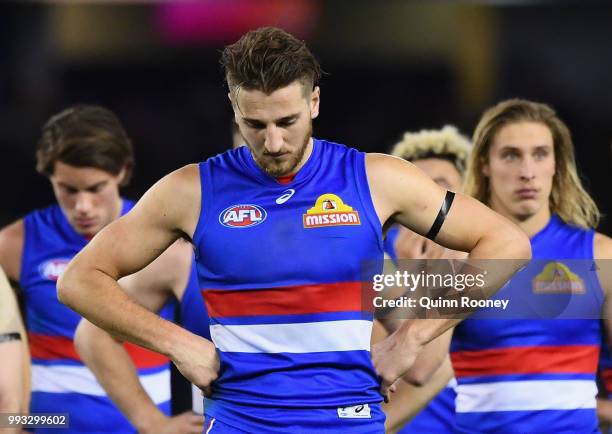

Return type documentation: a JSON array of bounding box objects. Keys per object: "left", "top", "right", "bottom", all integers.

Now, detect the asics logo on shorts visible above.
[{"left": 337, "top": 403, "right": 371, "bottom": 418}]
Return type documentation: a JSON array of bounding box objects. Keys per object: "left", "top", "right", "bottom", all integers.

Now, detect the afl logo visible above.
[
  {"left": 219, "top": 204, "right": 267, "bottom": 228},
  {"left": 39, "top": 259, "right": 70, "bottom": 281}
]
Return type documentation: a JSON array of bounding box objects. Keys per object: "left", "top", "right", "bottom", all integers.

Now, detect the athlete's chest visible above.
[{"left": 196, "top": 177, "right": 382, "bottom": 286}]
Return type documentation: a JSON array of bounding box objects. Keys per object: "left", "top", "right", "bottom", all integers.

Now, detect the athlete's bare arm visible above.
[
  {"left": 58, "top": 164, "right": 219, "bottom": 394},
  {"left": 384, "top": 357, "right": 454, "bottom": 434},
  {"left": 366, "top": 153, "right": 531, "bottom": 397},
  {"left": 596, "top": 233, "right": 612, "bottom": 345},
  {"left": 0, "top": 266, "right": 28, "bottom": 419},
  {"left": 0, "top": 223, "right": 30, "bottom": 417},
  {"left": 0, "top": 219, "right": 24, "bottom": 283},
  {"left": 75, "top": 240, "right": 203, "bottom": 434}
]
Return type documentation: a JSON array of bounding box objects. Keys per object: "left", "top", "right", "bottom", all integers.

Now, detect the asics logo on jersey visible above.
[
  {"left": 219, "top": 204, "right": 267, "bottom": 228},
  {"left": 39, "top": 258, "right": 71, "bottom": 281},
  {"left": 276, "top": 189, "right": 296, "bottom": 204}
]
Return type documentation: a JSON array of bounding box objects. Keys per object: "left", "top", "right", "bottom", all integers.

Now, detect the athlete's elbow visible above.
[
  {"left": 402, "top": 365, "right": 436, "bottom": 387},
  {"left": 501, "top": 224, "right": 532, "bottom": 262},
  {"left": 56, "top": 261, "right": 84, "bottom": 311},
  {"left": 0, "top": 393, "right": 21, "bottom": 414}
]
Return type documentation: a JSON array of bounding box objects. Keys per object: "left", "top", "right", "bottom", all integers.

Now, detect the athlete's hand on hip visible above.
[
  {"left": 370, "top": 331, "right": 421, "bottom": 403},
  {"left": 170, "top": 334, "right": 220, "bottom": 397},
  {"left": 140, "top": 412, "right": 205, "bottom": 434}
]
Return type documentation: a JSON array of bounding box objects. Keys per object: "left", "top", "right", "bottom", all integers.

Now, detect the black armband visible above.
[
  {"left": 425, "top": 190, "right": 455, "bottom": 241},
  {"left": 0, "top": 332, "right": 21, "bottom": 343}
]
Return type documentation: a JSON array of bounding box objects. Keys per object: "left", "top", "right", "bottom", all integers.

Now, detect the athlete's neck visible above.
[
  {"left": 493, "top": 202, "right": 551, "bottom": 239},
  {"left": 276, "top": 174, "right": 296, "bottom": 185},
  {"left": 292, "top": 137, "right": 314, "bottom": 175}
]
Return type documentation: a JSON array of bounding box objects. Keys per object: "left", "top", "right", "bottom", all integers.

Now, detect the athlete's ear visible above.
[
  {"left": 116, "top": 166, "right": 127, "bottom": 185},
  {"left": 481, "top": 158, "right": 490, "bottom": 177},
  {"left": 228, "top": 90, "right": 244, "bottom": 117},
  {"left": 310, "top": 86, "right": 320, "bottom": 120}
]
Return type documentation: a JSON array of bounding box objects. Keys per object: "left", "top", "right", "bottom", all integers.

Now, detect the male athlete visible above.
[
  {"left": 449, "top": 99, "right": 612, "bottom": 433},
  {"left": 58, "top": 27, "right": 530, "bottom": 433},
  {"left": 0, "top": 105, "right": 201, "bottom": 433}
]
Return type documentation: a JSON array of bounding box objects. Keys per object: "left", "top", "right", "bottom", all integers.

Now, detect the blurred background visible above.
[{"left": 1, "top": 0, "right": 610, "bottom": 233}]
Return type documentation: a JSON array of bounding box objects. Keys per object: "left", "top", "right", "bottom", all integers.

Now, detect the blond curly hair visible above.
[{"left": 391, "top": 125, "right": 472, "bottom": 174}]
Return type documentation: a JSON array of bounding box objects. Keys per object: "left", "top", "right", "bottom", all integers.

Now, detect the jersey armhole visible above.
[
  {"left": 18, "top": 217, "right": 31, "bottom": 289},
  {"left": 191, "top": 162, "right": 213, "bottom": 248},
  {"left": 588, "top": 230, "right": 607, "bottom": 304}
]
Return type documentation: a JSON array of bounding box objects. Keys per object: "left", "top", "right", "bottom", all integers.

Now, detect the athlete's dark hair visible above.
[
  {"left": 221, "top": 26, "right": 321, "bottom": 96},
  {"left": 36, "top": 105, "right": 134, "bottom": 186}
]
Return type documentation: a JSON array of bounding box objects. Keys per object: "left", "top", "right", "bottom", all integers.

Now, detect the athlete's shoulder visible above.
[
  {"left": 134, "top": 164, "right": 200, "bottom": 217},
  {"left": 365, "top": 152, "right": 406, "bottom": 168},
  {"left": 201, "top": 146, "right": 248, "bottom": 168},
  {"left": 549, "top": 215, "right": 599, "bottom": 243},
  {"left": 365, "top": 152, "right": 425, "bottom": 187},
  {"left": 316, "top": 138, "right": 358, "bottom": 154},
  {"left": 594, "top": 232, "right": 612, "bottom": 260},
  {"left": 23, "top": 203, "right": 62, "bottom": 223},
  {"left": 163, "top": 163, "right": 201, "bottom": 186},
  {"left": 0, "top": 218, "right": 24, "bottom": 281}
]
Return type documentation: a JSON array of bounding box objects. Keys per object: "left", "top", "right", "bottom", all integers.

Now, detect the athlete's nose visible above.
[
  {"left": 264, "top": 125, "right": 284, "bottom": 154},
  {"left": 518, "top": 157, "right": 536, "bottom": 181},
  {"left": 75, "top": 192, "right": 94, "bottom": 215}
]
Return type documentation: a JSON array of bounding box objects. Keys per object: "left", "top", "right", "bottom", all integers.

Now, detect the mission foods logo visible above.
[
  {"left": 39, "top": 258, "right": 71, "bottom": 281},
  {"left": 219, "top": 204, "right": 267, "bottom": 228},
  {"left": 303, "top": 193, "right": 361, "bottom": 228},
  {"left": 532, "top": 261, "right": 585, "bottom": 294}
]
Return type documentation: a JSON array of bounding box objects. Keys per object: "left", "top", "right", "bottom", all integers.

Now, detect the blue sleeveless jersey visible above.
[
  {"left": 194, "top": 140, "right": 385, "bottom": 433},
  {"left": 451, "top": 215, "right": 604, "bottom": 433},
  {"left": 21, "top": 200, "right": 173, "bottom": 433}
]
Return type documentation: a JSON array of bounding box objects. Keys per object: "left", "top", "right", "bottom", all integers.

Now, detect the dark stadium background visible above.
[{"left": 1, "top": 0, "right": 610, "bottom": 414}]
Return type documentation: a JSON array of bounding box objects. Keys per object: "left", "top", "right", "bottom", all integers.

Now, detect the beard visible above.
[{"left": 250, "top": 122, "right": 312, "bottom": 177}]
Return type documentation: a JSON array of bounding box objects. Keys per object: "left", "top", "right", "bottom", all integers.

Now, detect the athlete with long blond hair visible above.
[{"left": 451, "top": 99, "right": 612, "bottom": 433}]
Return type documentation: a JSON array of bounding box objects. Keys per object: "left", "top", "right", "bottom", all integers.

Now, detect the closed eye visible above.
[{"left": 244, "top": 120, "right": 265, "bottom": 130}]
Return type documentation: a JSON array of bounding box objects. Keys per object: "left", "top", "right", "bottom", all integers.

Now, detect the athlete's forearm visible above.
[
  {"left": 384, "top": 357, "right": 453, "bottom": 433},
  {"left": 0, "top": 341, "right": 25, "bottom": 414},
  {"left": 0, "top": 268, "right": 22, "bottom": 335},
  {"left": 58, "top": 265, "right": 194, "bottom": 359},
  {"left": 74, "top": 320, "right": 167, "bottom": 433},
  {"left": 405, "top": 223, "right": 530, "bottom": 346},
  {"left": 468, "top": 219, "right": 531, "bottom": 261},
  {"left": 0, "top": 269, "right": 28, "bottom": 415}
]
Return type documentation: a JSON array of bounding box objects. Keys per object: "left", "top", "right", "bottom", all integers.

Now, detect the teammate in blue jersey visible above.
[
  {"left": 380, "top": 126, "right": 472, "bottom": 433},
  {"left": 58, "top": 27, "right": 530, "bottom": 433},
  {"left": 0, "top": 105, "right": 203, "bottom": 433},
  {"left": 429, "top": 99, "right": 611, "bottom": 433}
]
